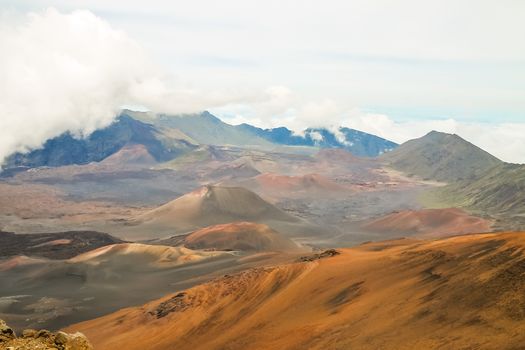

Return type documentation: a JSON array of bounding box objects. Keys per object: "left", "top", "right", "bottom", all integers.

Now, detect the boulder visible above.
[
  {"left": 21, "top": 329, "right": 37, "bottom": 338},
  {"left": 54, "top": 331, "right": 92, "bottom": 350},
  {"left": 0, "top": 320, "right": 15, "bottom": 342}
]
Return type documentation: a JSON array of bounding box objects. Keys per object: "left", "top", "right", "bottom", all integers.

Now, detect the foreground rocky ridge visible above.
[{"left": 0, "top": 320, "right": 92, "bottom": 350}]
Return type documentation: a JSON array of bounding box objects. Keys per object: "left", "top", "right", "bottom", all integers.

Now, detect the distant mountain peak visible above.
[
  {"left": 424, "top": 130, "right": 463, "bottom": 139},
  {"left": 200, "top": 111, "right": 222, "bottom": 123},
  {"left": 382, "top": 131, "right": 502, "bottom": 182}
]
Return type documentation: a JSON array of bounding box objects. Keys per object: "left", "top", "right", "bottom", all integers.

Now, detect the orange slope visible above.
[
  {"left": 67, "top": 231, "right": 525, "bottom": 349},
  {"left": 184, "top": 222, "right": 304, "bottom": 252},
  {"left": 362, "top": 208, "right": 493, "bottom": 238}
]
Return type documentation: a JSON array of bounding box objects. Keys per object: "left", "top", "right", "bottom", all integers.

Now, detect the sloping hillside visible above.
[
  {"left": 235, "top": 173, "right": 349, "bottom": 200},
  {"left": 183, "top": 222, "right": 303, "bottom": 252},
  {"left": 129, "top": 185, "right": 303, "bottom": 237},
  {"left": 69, "top": 243, "right": 223, "bottom": 267},
  {"left": 159, "top": 145, "right": 233, "bottom": 168},
  {"left": 427, "top": 163, "right": 525, "bottom": 217},
  {"left": 361, "top": 208, "right": 492, "bottom": 238},
  {"left": 381, "top": 131, "right": 502, "bottom": 182},
  {"left": 68, "top": 231, "right": 525, "bottom": 350},
  {"left": 0, "top": 242, "right": 236, "bottom": 331},
  {"left": 254, "top": 173, "right": 346, "bottom": 192},
  {"left": 99, "top": 144, "right": 157, "bottom": 166}
]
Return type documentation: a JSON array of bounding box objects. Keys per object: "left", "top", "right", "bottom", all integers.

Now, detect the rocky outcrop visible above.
[
  {"left": 0, "top": 320, "right": 92, "bottom": 350},
  {"left": 150, "top": 292, "right": 191, "bottom": 319},
  {"left": 0, "top": 320, "right": 15, "bottom": 343},
  {"left": 298, "top": 249, "right": 340, "bottom": 262}
]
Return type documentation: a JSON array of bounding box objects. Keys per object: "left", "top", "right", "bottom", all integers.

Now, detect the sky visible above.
[{"left": 1, "top": 1, "right": 525, "bottom": 162}]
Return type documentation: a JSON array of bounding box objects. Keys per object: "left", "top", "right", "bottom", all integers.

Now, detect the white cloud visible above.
[
  {"left": 213, "top": 93, "right": 525, "bottom": 164},
  {"left": 211, "top": 92, "right": 344, "bottom": 132},
  {"left": 6, "top": 1, "right": 525, "bottom": 122},
  {"left": 340, "top": 111, "right": 460, "bottom": 144},
  {"left": 306, "top": 130, "right": 323, "bottom": 143},
  {"left": 0, "top": 8, "right": 233, "bottom": 164}
]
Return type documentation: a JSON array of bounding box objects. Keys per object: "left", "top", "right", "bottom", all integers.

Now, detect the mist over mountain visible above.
[
  {"left": 133, "top": 110, "right": 399, "bottom": 156},
  {"left": 3, "top": 115, "right": 196, "bottom": 170},
  {"left": 237, "top": 123, "right": 398, "bottom": 157},
  {"left": 1, "top": 111, "right": 398, "bottom": 170}
]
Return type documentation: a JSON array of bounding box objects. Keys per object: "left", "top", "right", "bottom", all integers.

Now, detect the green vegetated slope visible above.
[
  {"left": 144, "top": 111, "right": 273, "bottom": 147},
  {"left": 424, "top": 163, "right": 525, "bottom": 216},
  {"left": 381, "top": 131, "right": 502, "bottom": 182}
]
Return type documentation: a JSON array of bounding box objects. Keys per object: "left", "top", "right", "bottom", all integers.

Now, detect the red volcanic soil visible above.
[
  {"left": 362, "top": 208, "right": 493, "bottom": 238},
  {"left": 100, "top": 144, "right": 156, "bottom": 166},
  {"left": 68, "top": 232, "right": 525, "bottom": 349},
  {"left": 315, "top": 148, "right": 361, "bottom": 163},
  {"left": 255, "top": 173, "right": 347, "bottom": 193},
  {"left": 184, "top": 222, "right": 302, "bottom": 252}
]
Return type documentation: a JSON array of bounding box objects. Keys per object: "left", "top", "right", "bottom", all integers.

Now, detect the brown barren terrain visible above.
[
  {"left": 184, "top": 222, "right": 304, "bottom": 252},
  {"left": 68, "top": 231, "right": 525, "bottom": 349},
  {"left": 126, "top": 185, "right": 310, "bottom": 239},
  {"left": 362, "top": 208, "right": 493, "bottom": 238},
  {"left": 255, "top": 173, "right": 347, "bottom": 192}
]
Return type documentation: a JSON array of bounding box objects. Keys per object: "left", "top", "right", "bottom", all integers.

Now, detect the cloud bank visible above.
[{"left": 0, "top": 8, "right": 229, "bottom": 164}]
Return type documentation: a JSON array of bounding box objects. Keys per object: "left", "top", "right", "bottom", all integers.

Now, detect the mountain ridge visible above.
[
  {"left": 3, "top": 115, "right": 196, "bottom": 170},
  {"left": 2, "top": 111, "right": 399, "bottom": 171},
  {"left": 236, "top": 123, "right": 398, "bottom": 157}
]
